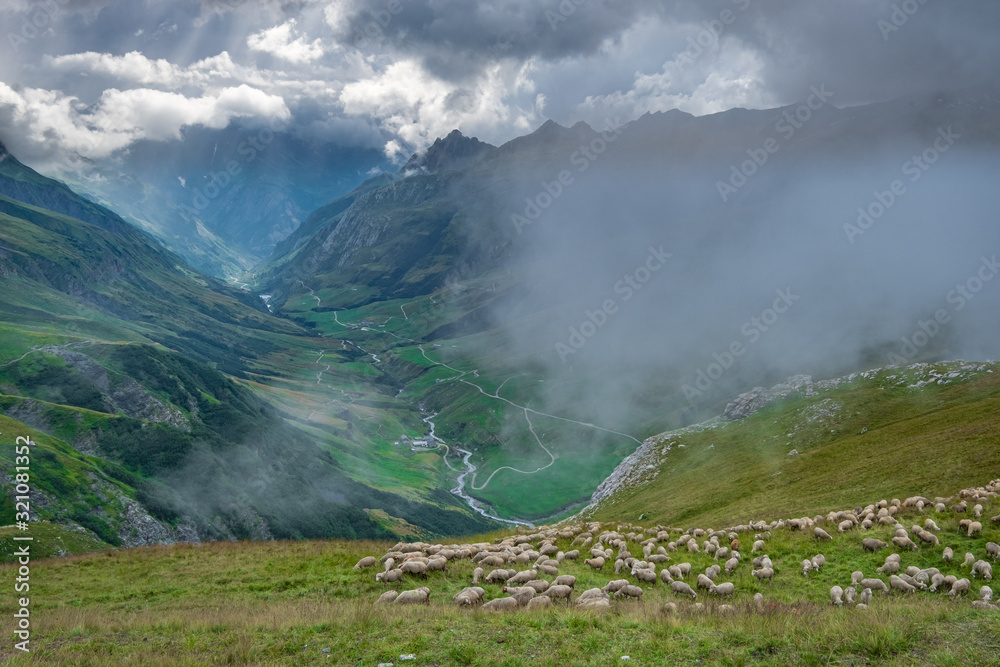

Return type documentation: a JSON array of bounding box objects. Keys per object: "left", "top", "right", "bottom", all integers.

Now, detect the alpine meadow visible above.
[{"left": 0, "top": 1, "right": 999, "bottom": 665}]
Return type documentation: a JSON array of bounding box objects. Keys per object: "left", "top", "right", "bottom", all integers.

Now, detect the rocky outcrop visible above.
[
  {"left": 723, "top": 375, "right": 815, "bottom": 421},
  {"left": 43, "top": 346, "right": 189, "bottom": 430}
]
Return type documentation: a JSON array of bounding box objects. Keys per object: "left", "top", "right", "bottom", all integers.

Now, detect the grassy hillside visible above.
[
  {"left": 586, "top": 362, "right": 1000, "bottom": 528},
  {"left": 1, "top": 473, "right": 997, "bottom": 665}
]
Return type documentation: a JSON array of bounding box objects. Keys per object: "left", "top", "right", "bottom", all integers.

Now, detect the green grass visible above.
[{"left": 2, "top": 488, "right": 998, "bottom": 665}]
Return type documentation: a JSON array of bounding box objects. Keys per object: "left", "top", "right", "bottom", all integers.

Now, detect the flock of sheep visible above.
[{"left": 354, "top": 478, "right": 1000, "bottom": 614}]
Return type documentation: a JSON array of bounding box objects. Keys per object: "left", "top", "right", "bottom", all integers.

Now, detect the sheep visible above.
[
  {"left": 950, "top": 578, "right": 971, "bottom": 598},
  {"left": 963, "top": 552, "right": 977, "bottom": 568},
  {"left": 479, "top": 555, "right": 505, "bottom": 568},
  {"left": 601, "top": 579, "right": 629, "bottom": 594},
  {"left": 426, "top": 556, "right": 448, "bottom": 572},
  {"left": 987, "top": 543, "right": 1000, "bottom": 561},
  {"left": 725, "top": 557, "right": 740, "bottom": 574},
  {"left": 877, "top": 560, "right": 900, "bottom": 575},
  {"left": 705, "top": 564, "right": 721, "bottom": 580},
  {"left": 811, "top": 554, "right": 826, "bottom": 571},
  {"left": 814, "top": 527, "right": 833, "bottom": 540},
  {"left": 483, "top": 597, "right": 520, "bottom": 611},
  {"left": 677, "top": 562, "right": 693, "bottom": 577},
  {"left": 838, "top": 520, "right": 854, "bottom": 532},
  {"left": 400, "top": 561, "right": 428, "bottom": 577},
  {"left": 375, "top": 590, "right": 399, "bottom": 604},
  {"left": 802, "top": 559, "right": 814, "bottom": 576},
  {"left": 968, "top": 521, "right": 983, "bottom": 538},
  {"left": 930, "top": 573, "right": 946, "bottom": 592},
  {"left": 917, "top": 530, "right": 939, "bottom": 546},
  {"left": 753, "top": 555, "right": 773, "bottom": 569},
  {"left": 564, "top": 550, "right": 580, "bottom": 560},
  {"left": 925, "top": 519, "right": 941, "bottom": 532},
  {"left": 851, "top": 571, "right": 865, "bottom": 586},
  {"left": 892, "top": 536, "right": 918, "bottom": 552},
  {"left": 394, "top": 587, "right": 431, "bottom": 605},
  {"left": 553, "top": 575, "right": 576, "bottom": 588},
  {"left": 830, "top": 585, "right": 844, "bottom": 605},
  {"left": 859, "top": 587, "right": 873, "bottom": 605},
  {"left": 890, "top": 575, "right": 916, "bottom": 594},
  {"left": 974, "top": 504, "right": 984, "bottom": 519},
  {"left": 502, "top": 586, "right": 536, "bottom": 606},
  {"left": 542, "top": 585, "right": 573, "bottom": 602},
  {"left": 671, "top": 581, "right": 697, "bottom": 599},
  {"left": 577, "top": 597, "right": 611, "bottom": 610},
  {"left": 453, "top": 587, "right": 485, "bottom": 606},
  {"left": 710, "top": 582, "right": 735, "bottom": 597},
  {"left": 585, "top": 557, "right": 606, "bottom": 570},
  {"left": 614, "top": 585, "right": 643, "bottom": 600},
  {"left": 534, "top": 562, "right": 560, "bottom": 577},
  {"left": 980, "top": 586, "right": 994, "bottom": 603},
  {"left": 972, "top": 560, "right": 993, "bottom": 582},
  {"left": 862, "top": 538, "right": 888, "bottom": 552},
  {"left": 472, "top": 567, "right": 485, "bottom": 585},
  {"left": 507, "top": 570, "right": 537, "bottom": 585},
  {"left": 752, "top": 540, "right": 765, "bottom": 552},
  {"left": 697, "top": 574, "right": 714, "bottom": 590},
  {"left": 899, "top": 573, "right": 927, "bottom": 590},
  {"left": 752, "top": 567, "right": 774, "bottom": 583},
  {"left": 524, "top": 579, "right": 550, "bottom": 594},
  {"left": 376, "top": 569, "right": 403, "bottom": 584},
  {"left": 577, "top": 588, "right": 610, "bottom": 603},
  {"left": 943, "top": 547, "right": 954, "bottom": 563},
  {"left": 485, "top": 569, "right": 515, "bottom": 584},
  {"left": 526, "top": 596, "right": 551, "bottom": 610},
  {"left": 861, "top": 578, "right": 889, "bottom": 593},
  {"left": 844, "top": 586, "right": 857, "bottom": 605},
  {"left": 354, "top": 556, "right": 377, "bottom": 570},
  {"left": 754, "top": 593, "right": 765, "bottom": 612},
  {"left": 633, "top": 568, "right": 657, "bottom": 585}
]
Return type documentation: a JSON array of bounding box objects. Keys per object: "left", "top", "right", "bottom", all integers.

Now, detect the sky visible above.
[{"left": 0, "top": 0, "right": 998, "bottom": 171}]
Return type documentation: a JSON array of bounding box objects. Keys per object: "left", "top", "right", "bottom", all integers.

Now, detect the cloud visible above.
[
  {"left": 247, "top": 18, "right": 325, "bottom": 64},
  {"left": 0, "top": 81, "right": 289, "bottom": 165}
]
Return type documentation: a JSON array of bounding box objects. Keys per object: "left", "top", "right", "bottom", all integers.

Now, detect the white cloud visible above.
[
  {"left": 248, "top": 19, "right": 325, "bottom": 64},
  {"left": 0, "top": 81, "right": 289, "bottom": 164}
]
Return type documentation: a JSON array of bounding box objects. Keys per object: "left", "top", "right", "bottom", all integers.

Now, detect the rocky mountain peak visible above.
[{"left": 400, "top": 130, "right": 495, "bottom": 175}]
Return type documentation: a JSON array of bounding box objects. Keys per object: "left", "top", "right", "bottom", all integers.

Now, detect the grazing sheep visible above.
[
  {"left": 752, "top": 540, "right": 766, "bottom": 552},
  {"left": 426, "top": 556, "right": 448, "bottom": 572},
  {"left": 974, "top": 504, "right": 984, "bottom": 519},
  {"left": 614, "top": 585, "right": 643, "bottom": 600},
  {"left": 633, "top": 568, "right": 657, "bottom": 585},
  {"left": 899, "top": 573, "right": 927, "bottom": 590},
  {"left": 844, "top": 587, "right": 857, "bottom": 605},
  {"left": 917, "top": 530, "right": 939, "bottom": 546},
  {"left": 502, "top": 586, "right": 536, "bottom": 606},
  {"left": 814, "top": 527, "right": 833, "bottom": 540},
  {"left": 861, "top": 578, "right": 889, "bottom": 593},
  {"left": 859, "top": 587, "right": 873, "bottom": 605},
  {"left": 542, "top": 585, "right": 573, "bottom": 602},
  {"left": 585, "top": 557, "right": 606, "bottom": 570},
  {"left": 811, "top": 554, "right": 826, "bottom": 571},
  {"left": 472, "top": 567, "right": 485, "bottom": 585},
  {"left": 603, "top": 579, "right": 630, "bottom": 593},
  {"left": 526, "top": 596, "right": 551, "bottom": 610},
  {"left": 483, "top": 597, "right": 520, "bottom": 611},
  {"left": 376, "top": 569, "right": 403, "bottom": 584},
  {"left": 678, "top": 563, "right": 693, "bottom": 577},
  {"left": 375, "top": 590, "right": 398, "bottom": 604},
  {"left": 972, "top": 560, "right": 993, "bottom": 582},
  {"left": 890, "top": 575, "right": 917, "bottom": 594},
  {"left": 754, "top": 593, "right": 765, "bottom": 612},
  {"left": 400, "top": 561, "right": 428, "bottom": 577},
  {"left": 394, "top": 587, "right": 431, "bottom": 605},
  {"left": 862, "top": 538, "right": 888, "bottom": 552},
  {"left": 453, "top": 587, "right": 485, "bottom": 606},
  {"left": 968, "top": 521, "right": 983, "bottom": 538},
  {"left": 877, "top": 560, "right": 900, "bottom": 575},
  {"left": 710, "top": 582, "right": 735, "bottom": 597},
  {"left": 943, "top": 547, "right": 954, "bottom": 563},
  {"left": 534, "top": 562, "right": 560, "bottom": 577},
  {"left": 930, "top": 573, "right": 946, "bottom": 592},
  {"left": 564, "top": 550, "right": 580, "bottom": 560},
  {"left": 752, "top": 567, "right": 774, "bottom": 583},
  {"left": 524, "top": 579, "right": 550, "bottom": 594},
  {"left": 925, "top": 519, "right": 941, "bottom": 532},
  {"left": 507, "top": 570, "right": 537, "bottom": 585},
  {"left": 725, "top": 557, "right": 740, "bottom": 574},
  {"left": 485, "top": 569, "right": 515, "bottom": 584},
  {"left": 950, "top": 578, "right": 971, "bottom": 599},
  {"left": 577, "top": 588, "right": 610, "bottom": 603},
  {"left": 987, "top": 543, "right": 1000, "bottom": 561},
  {"left": 892, "top": 536, "right": 918, "bottom": 552},
  {"left": 852, "top": 571, "right": 864, "bottom": 586},
  {"left": 963, "top": 552, "right": 977, "bottom": 568},
  {"left": 480, "top": 555, "right": 505, "bottom": 568},
  {"left": 354, "top": 557, "right": 377, "bottom": 570},
  {"left": 802, "top": 559, "right": 814, "bottom": 576},
  {"left": 839, "top": 520, "right": 854, "bottom": 532},
  {"left": 980, "top": 586, "right": 994, "bottom": 602},
  {"left": 697, "top": 574, "right": 714, "bottom": 590},
  {"left": 664, "top": 601, "right": 679, "bottom": 614},
  {"left": 830, "top": 585, "right": 844, "bottom": 605},
  {"left": 671, "top": 581, "right": 697, "bottom": 599},
  {"left": 553, "top": 575, "right": 576, "bottom": 588}
]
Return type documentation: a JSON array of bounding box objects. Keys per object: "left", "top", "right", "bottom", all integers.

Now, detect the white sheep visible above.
[
  {"left": 553, "top": 575, "right": 576, "bottom": 588},
  {"left": 585, "top": 557, "right": 606, "bottom": 570},
  {"left": 980, "top": 586, "right": 993, "bottom": 602},
  {"left": 526, "top": 596, "right": 551, "bottom": 610},
  {"left": 972, "top": 560, "right": 993, "bottom": 582},
  {"left": 710, "top": 582, "right": 735, "bottom": 597},
  {"left": 375, "top": 590, "right": 398, "bottom": 604},
  {"left": 814, "top": 527, "right": 833, "bottom": 540},
  {"left": 851, "top": 571, "right": 864, "bottom": 586},
  {"left": 802, "top": 559, "right": 813, "bottom": 576},
  {"left": 943, "top": 547, "right": 954, "bottom": 563},
  {"left": 925, "top": 519, "right": 941, "bottom": 532},
  {"left": 752, "top": 567, "right": 774, "bottom": 583},
  {"left": 968, "top": 521, "right": 983, "bottom": 538},
  {"left": 602, "top": 579, "right": 630, "bottom": 593},
  {"left": 376, "top": 569, "right": 403, "bottom": 584},
  {"left": 844, "top": 587, "right": 857, "bottom": 605},
  {"left": 754, "top": 593, "right": 765, "bottom": 612},
  {"left": 890, "top": 575, "right": 916, "bottom": 594},
  {"left": 725, "top": 557, "right": 740, "bottom": 574},
  {"left": 950, "top": 578, "right": 971, "bottom": 598},
  {"left": 354, "top": 556, "right": 377, "bottom": 570},
  {"left": 861, "top": 578, "right": 889, "bottom": 593},
  {"left": 987, "top": 543, "right": 1000, "bottom": 561},
  {"left": 877, "top": 560, "right": 900, "bottom": 575},
  {"left": 525, "top": 579, "right": 549, "bottom": 594},
  {"left": 394, "top": 587, "right": 431, "bottom": 605},
  {"left": 811, "top": 554, "right": 826, "bottom": 571},
  {"left": 697, "top": 574, "right": 714, "bottom": 590},
  {"left": 830, "top": 585, "right": 844, "bottom": 605},
  {"left": 542, "top": 584, "right": 573, "bottom": 602},
  {"left": 859, "top": 587, "right": 873, "bottom": 605},
  {"left": 614, "top": 584, "right": 643, "bottom": 600},
  {"left": 671, "top": 581, "right": 697, "bottom": 599},
  {"left": 963, "top": 552, "right": 977, "bottom": 568},
  {"left": 482, "top": 597, "right": 520, "bottom": 611},
  {"left": 502, "top": 586, "right": 536, "bottom": 606}
]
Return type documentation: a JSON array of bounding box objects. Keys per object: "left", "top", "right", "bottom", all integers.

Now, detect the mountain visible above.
[
  {"left": 0, "top": 145, "right": 498, "bottom": 547},
  {"left": 400, "top": 130, "right": 496, "bottom": 175},
  {"left": 53, "top": 123, "right": 392, "bottom": 270}
]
